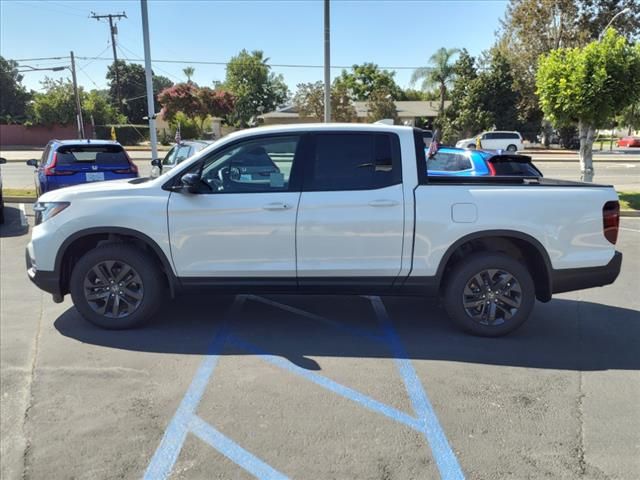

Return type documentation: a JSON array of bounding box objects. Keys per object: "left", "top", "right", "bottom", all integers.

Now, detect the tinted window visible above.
[
  {"left": 427, "top": 151, "right": 472, "bottom": 172},
  {"left": 490, "top": 158, "right": 541, "bottom": 176},
  {"left": 196, "top": 135, "right": 299, "bottom": 193},
  {"left": 493, "top": 132, "right": 520, "bottom": 139},
  {"left": 308, "top": 133, "right": 400, "bottom": 191},
  {"left": 55, "top": 145, "right": 128, "bottom": 166}
]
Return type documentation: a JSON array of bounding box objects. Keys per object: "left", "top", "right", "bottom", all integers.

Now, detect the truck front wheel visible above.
[
  {"left": 443, "top": 253, "right": 535, "bottom": 336},
  {"left": 70, "top": 244, "right": 164, "bottom": 329}
]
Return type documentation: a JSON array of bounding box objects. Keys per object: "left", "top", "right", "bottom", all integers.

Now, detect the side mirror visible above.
[
  {"left": 0, "top": 157, "right": 6, "bottom": 164},
  {"left": 150, "top": 158, "right": 162, "bottom": 167},
  {"left": 26, "top": 159, "right": 38, "bottom": 167},
  {"left": 180, "top": 173, "right": 201, "bottom": 193}
]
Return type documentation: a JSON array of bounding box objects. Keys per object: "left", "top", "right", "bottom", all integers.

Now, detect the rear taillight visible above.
[
  {"left": 487, "top": 161, "right": 497, "bottom": 176},
  {"left": 43, "top": 152, "right": 57, "bottom": 176},
  {"left": 603, "top": 200, "right": 620, "bottom": 244},
  {"left": 43, "top": 153, "right": 73, "bottom": 176},
  {"left": 121, "top": 151, "right": 138, "bottom": 175}
]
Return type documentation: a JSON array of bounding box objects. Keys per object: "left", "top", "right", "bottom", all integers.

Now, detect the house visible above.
[{"left": 260, "top": 100, "right": 451, "bottom": 126}]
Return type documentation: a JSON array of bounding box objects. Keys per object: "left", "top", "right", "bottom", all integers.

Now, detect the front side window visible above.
[
  {"left": 307, "top": 133, "right": 401, "bottom": 191},
  {"left": 174, "top": 145, "right": 193, "bottom": 164},
  {"left": 427, "top": 151, "right": 472, "bottom": 172},
  {"left": 193, "top": 135, "right": 300, "bottom": 193},
  {"left": 162, "top": 146, "right": 178, "bottom": 166}
]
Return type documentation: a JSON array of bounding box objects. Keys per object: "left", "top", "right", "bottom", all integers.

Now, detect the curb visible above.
[
  {"left": 621, "top": 210, "right": 640, "bottom": 217},
  {"left": 4, "top": 196, "right": 36, "bottom": 203}
]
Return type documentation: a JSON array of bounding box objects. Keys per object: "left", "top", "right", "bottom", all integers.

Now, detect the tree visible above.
[
  {"left": 82, "top": 89, "right": 124, "bottom": 125},
  {"left": 333, "top": 63, "right": 402, "bottom": 101},
  {"left": 536, "top": 29, "right": 640, "bottom": 181},
  {"left": 618, "top": 101, "right": 640, "bottom": 135},
  {"left": 223, "top": 49, "right": 289, "bottom": 127},
  {"left": 496, "top": 0, "right": 640, "bottom": 141},
  {"left": 183, "top": 66, "right": 195, "bottom": 83},
  {"left": 411, "top": 47, "right": 459, "bottom": 118},
  {"left": 106, "top": 61, "right": 174, "bottom": 123},
  {"left": 440, "top": 51, "right": 492, "bottom": 142},
  {"left": 0, "top": 56, "right": 31, "bottom": 123},
  {"left": 366, "top": 88, "right": 398, "bottom": 123},
  {"left": 158, "top": 83, "right": 234, "bottom": 136},
  {"left": 293, "top": 81, "right": 357, "bottom": 122},
  {"left": 30, "top": 78, "right": 77, "bottom": 126}
]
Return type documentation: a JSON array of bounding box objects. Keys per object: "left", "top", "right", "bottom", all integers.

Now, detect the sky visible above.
[{"left": 1, "top": 0, "right": 509, "bottom": 95}]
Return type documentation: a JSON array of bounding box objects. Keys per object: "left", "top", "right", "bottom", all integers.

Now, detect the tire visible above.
[
  {"left": 467, "top": 143, "right": 476, "bottom": 149},
  {"left": 506, "top": 144, "right": 518, "bottom": 152},
  {"left": 70, "top": 243, "right": 165, "bottom": 329},
  {"left": 443, "top": 253, "right": 535, "bottom": 337}
]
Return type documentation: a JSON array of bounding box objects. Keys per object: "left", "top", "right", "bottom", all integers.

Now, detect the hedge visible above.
[{"left": 94, "top": 125, "right": 150, "bottom": 145}]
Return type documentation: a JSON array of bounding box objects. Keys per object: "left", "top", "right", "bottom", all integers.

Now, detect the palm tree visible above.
[
  {"left": 411, "top": 48, "right": 460, "bottom": 117},
  {"left": 183, "top": 66, "right": 195, "bottom": 83}
]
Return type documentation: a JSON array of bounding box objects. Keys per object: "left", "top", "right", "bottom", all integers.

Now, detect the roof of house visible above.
[{"left": 261, "top": 100, "right": 450, "bottom": 120}]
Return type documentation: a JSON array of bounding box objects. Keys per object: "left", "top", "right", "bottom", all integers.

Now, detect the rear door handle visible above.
[
  {"left": 262, "top": 202, "right": 292, "bottom": 211},
  {"left": 368, "top": 199, "right": 399, "bottom": 207}
]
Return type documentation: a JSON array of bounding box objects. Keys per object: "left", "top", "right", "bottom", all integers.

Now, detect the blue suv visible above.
[
  {"left": 427, "top": 146, "right": 542, "bottom": 177},
  {"left": 27, "top": 139, "right": 138, "bottom": 195}
]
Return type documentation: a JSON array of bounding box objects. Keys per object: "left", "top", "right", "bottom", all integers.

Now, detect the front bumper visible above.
[
  {"left": 26, "top": 248, "right": 62, "bottom": 297},
  {"left": 551, "top": 251, "right": 622, "bottom": 294}
]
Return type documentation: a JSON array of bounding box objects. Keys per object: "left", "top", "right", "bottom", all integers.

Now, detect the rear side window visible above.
[
  {"left": 307, "top": 133, "right": 401, "bottom": 191},
  {"left": 427, "top": 151, "right": 472, "bottom": 172},
  {"left": 56, "top": 145, "right": 128, "bottom": 166}
]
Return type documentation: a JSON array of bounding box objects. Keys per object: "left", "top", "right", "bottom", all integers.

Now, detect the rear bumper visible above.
[
  {"left": 551, "top": 251, "right": 622, "bottom": 294},
  {"left": 26, "top": 248, "right": 62, "bottom": 297}
]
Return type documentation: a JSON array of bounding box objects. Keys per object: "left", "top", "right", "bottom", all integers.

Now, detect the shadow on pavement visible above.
[
  {"left": 0, "top": 205, "right": 28, "bottom": 238},
  {"left": 53, "top": 292, "right": 640, "bottom": 372}
]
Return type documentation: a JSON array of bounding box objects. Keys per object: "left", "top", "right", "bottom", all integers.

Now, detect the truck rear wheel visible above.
[
  {"left": 70, "top": 244, "right": 164, "bottom": 329},
  {"left": 443, "top": 253, "right": 535, "bottom": 336}
]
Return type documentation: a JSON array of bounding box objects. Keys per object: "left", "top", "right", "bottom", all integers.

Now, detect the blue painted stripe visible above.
[
  {"left": 189, "top": 414, "right": 290, "bottom": 480},
  {"left": 248, "top": 295, "right": 386, "bottom": 344},
  {"left": 368, "top": 296, "right": 465, "bottom": 480},
  {"left": 143, "top": 296, "right": 246, "bottom": 480},
  {"left": 226, "top": 334, "right": 422, "bottom": 431}
]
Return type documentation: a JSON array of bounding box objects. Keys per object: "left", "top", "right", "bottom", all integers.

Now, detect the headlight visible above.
[{"left": 33, "top": 202, "right": 70, "bottom": 225}]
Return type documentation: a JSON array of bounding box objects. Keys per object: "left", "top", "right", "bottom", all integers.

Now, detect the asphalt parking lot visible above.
[{"left": 1, "top": 205, "right": 639, "bottom": 480}]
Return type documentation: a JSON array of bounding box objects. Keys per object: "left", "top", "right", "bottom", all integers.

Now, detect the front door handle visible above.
[
  {"left": 368, "top": 199, "right": 399, "bottom": 207},
  {"left": 262, "top": 202, "right": 292, "bottom": 211}
]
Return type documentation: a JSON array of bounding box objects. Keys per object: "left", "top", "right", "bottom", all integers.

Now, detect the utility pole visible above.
[
  {"left": 323, "top": 0, "right": 331, "bottom": 123},
  {"left": 91, "top": 11, "right": 127, "bottom": 112},
  {"left": 69, "top": 51, "right": 85, "bottom": 139},
  {"left": 140, "top": 0, "right": 158, "bottom": 162}
]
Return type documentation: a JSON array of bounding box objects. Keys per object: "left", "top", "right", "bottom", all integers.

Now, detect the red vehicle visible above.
[{"left": 617, "top": 136, "right": 640, "bottom": 147}]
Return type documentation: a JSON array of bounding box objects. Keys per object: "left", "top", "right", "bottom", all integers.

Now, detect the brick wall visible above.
[{"left": 0, "top": 124, "right": 94, "bottom": 147}]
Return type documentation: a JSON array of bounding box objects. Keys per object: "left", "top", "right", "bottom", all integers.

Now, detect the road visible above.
[
  {"left": 1, "top": 204, "right": 639, "bottom": 479},
  {"left": 2, "top": 150, "right": 639, "bottom": 191}
]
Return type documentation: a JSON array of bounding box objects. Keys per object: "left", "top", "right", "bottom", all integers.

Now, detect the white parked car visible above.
[
  {"left": 456, "top": 131, "right": 524, "bottom": 152},
  {"left": 26, "top": 124, "right": 621, "bottom": 336}
]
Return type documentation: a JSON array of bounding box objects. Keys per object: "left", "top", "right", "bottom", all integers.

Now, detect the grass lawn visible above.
[
  {"left": 618, "top": 192, "right": 640, "bottom": 211},
  {"left": 3, "top": 188, "right": 36, "bottom": 198}
]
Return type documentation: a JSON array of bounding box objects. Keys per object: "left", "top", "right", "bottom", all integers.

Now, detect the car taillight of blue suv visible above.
[{"left": 27, "top": 139, "right": 138, "bottom": 195}]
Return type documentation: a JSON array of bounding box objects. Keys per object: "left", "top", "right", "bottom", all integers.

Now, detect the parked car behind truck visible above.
[
  {"left": 27, "top": 124, "right": 621, "bottom": 336},
  {"left": 26, "top": 140, "right": 138, "bottom": 195}
]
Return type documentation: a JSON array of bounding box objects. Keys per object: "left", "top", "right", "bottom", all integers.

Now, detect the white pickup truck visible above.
[{"left": 26, "top": 124, "right": 622, "bottom": 336}]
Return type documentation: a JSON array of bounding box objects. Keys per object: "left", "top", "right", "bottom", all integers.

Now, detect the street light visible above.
[
  {"left": 17, "top": 52, "right": 85, "bottom": 139},
  {"left": 599, "top": 7, "right": 631, "bottom": 39}
]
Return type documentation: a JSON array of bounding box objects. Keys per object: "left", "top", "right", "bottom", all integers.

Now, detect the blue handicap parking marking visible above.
[{"left": 144, "top": 294, "right": 465, "bottom": 480}]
